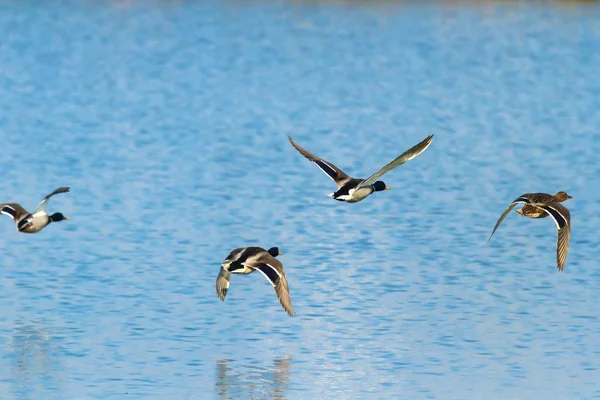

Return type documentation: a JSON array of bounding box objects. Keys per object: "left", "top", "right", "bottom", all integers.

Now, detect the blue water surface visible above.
[{"left": 1, "top": 1, "right": 600, "bottom": 399}]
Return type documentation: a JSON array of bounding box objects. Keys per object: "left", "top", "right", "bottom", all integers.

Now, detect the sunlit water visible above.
[{"left": 1, "top": 1, "right": 600, "bottom": 399}]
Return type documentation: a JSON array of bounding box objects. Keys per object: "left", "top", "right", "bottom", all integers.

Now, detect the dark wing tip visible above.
[
  {"left": 276, "top": 280, "right": 296, "bottom": 317},
  {"left": 216, "top": 269, "right": 230, "bottom": 301},
  {"left": 43, "top": 187, "right": 71, "bottom": 201},
  {"left": 281, "top": 297, "right": 296, "bottom": 317},
  {"left": 54, "top": 187, "right": 70, "bottom": 194},
  {"left": 410, "top": 135, "right": 434, "bottom": 155},
  {"left": 420, "top": 134, "right": 434, "bottom": 148},
  {"left": 217, "top": 287, "right": 227, "bottom": 301}
]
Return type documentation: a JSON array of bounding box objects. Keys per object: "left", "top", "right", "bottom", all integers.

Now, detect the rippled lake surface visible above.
[{"left": 1, "top": 1, "right": 600, "bottom": 399}]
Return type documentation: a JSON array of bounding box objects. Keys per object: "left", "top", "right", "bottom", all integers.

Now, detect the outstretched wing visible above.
[
  {"left": 487, "top": 200, "right": 527, "bottom": 243},
  {"left": 254, "top": 261, "right": 296, "bottom": 317},
  {"left": 34, "top": 187, "right": 70, "bottom": 214},
  {"left": 358, "top": 135, "right": 434, "bottom": 188},
  {"left": 274, "top": 274, "right": 295, "bottom": 317},
  {"left": 556, "top": 224, "right": 570, "bottom": 272},
  {"left": 539, "top": 203, "right": 571, "bottom": 271},
  {"left": 287, "top": 135, "right": 351, "bottom": 189},
  {"left": 216, "top": 267, "right": 232, "bottom": 301}
]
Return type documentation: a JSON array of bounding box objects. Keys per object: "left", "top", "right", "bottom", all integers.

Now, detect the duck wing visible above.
[
  {"left": 488, "top": 198, "right": 531, "bottom": 243},
  {"left": 358, "top": 135, "right": 433, "bottom": 189},
  {"left": 288, "top": 136, "right": 351, "bottom": 189},
  {"left": 252, "top": 256, "right": 295, "bottom": 317},
  {"left": 539, "top": 203, "right": 571, "bottom": 271},
  {"left": 216, "top": 267, "right": 232, "bottom": 301},
  {"left": 34, "top": 187, "right": 70, "bottom": 214},
  {"left": 0, "top": 203, "right": 29, "bottom": 222},
  {"left": 273, "top": 273, "right": 295, "bottom": 317}
]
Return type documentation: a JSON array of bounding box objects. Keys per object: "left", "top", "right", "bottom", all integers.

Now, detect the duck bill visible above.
[{"left": 385, "top": 186, "right": 391, "bottom": 190}]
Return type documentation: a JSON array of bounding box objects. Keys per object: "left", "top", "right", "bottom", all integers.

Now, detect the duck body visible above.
[
  {"left": 516, "top": 204, "right": 548, "bottom": 219},
  {"left": 488, "top": 191, "right": 572, "bottom": 271},
  {"left": 330, "top": 178, "right": 379, "bottom": 203},
  {"left": 216, "top": 246, "right": 295, "bottom": 316},
  {"left": 0, "top": 187, "right": 69, "bottom": 234},
  {"left": 17, "top": 208, "right": 50, "bottom": 233}
]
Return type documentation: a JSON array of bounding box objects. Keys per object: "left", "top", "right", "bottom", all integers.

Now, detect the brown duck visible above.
[{"left": 488, "top": 191, "right": 572, "bottom": 271}]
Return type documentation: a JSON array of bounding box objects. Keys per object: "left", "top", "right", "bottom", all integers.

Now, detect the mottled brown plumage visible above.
[
  {"left": 488, "top": 191, "right": 572, "bottom": 271},
  {"left": 516, "top": 204, "right": 547, "bottom": 218}
]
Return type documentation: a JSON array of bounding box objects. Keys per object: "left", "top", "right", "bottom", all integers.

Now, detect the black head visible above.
[
  {"left": 268, "top": 247, "right": 282, "bottom": 257},
  {"left": 373, "top": 181, "right": 390, "bottom": 192},
  {"left": 50, "top": 212, "right": 68, "bottom": 222}
]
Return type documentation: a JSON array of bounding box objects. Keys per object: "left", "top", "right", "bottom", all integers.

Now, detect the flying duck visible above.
[
  {"left": 488, "top": 191, "right": 572, "bottom": 271},
  {"left": 287, "top": 134, "right": 433, "bottom": 203},
  {"left": 216, "top": 246, "right": 295, "bottom": 316},
  {"left": 0, "top": 187, "right": 70, "bottom": 233}
]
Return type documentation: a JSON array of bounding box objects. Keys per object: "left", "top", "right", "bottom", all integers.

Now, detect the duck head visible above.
[
  {"left": 50, "top": 212, "right": 68, "bottom": 222},
  {"left": 555, "top": 191, "right": 573, "bottom": 202},
  {"left": 268, "top": 247, "right": 282, "bottom": 257},
  {"left": 373, "top": 181, "right": 391, "bottom": 192}
]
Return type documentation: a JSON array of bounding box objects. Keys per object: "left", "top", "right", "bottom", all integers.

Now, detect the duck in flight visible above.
[
  {"left": 488, "top": 191, "right": 572, "bottom": 271},
  {"left": 287, "top": 135, "right": 434, "bottom": 203},
  {"left": 0, "top": 187, "right": 70, "bottom": 233},
  {"left": 216, "top": 246, "right": 295, "bottom": 316}
]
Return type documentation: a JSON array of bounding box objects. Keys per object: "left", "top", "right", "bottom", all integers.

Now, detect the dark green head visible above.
[
  {"left": 373, "top": 181, "right": 390, "bottom": 192},
  {"left": 268, "top": 247, "right": 282, "bottom": 257},
  {"left": 50, "top": 212, "right": 68, "bottom": 222}
]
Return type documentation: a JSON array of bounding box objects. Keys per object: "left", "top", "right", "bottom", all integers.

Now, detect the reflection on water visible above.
[
  {"left": 8, "top": 322, "right": 64, "bottom": 399},
  {"left": 216, "top": 357, "right": 291, "bottom": 400}
]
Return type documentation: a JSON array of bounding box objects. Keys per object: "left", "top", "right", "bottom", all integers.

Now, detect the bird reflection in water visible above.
[
  {"left": 9, "top": 322, "right": 64, "bottom": 397},
  {"left": 216, "top": 356, "right": 291, "bottom": 400}
]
